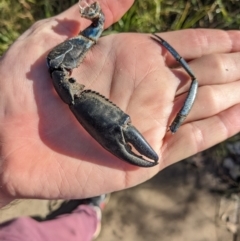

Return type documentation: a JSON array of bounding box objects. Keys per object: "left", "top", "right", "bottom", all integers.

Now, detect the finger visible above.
[
  {"left": 188, "top": 52, "right": 240, "bottom": 86},
  {"left": 173, "top": 81, "right": 240, "bottom": 124},
  {"left": 173, "top": 52, "right": 240, "bottom": 95},
  {"left": 161, "top": 103, "right": 240, "bottom": 170},
  {"left": 154, "top": 29, "right": 240, "bottom": 66}
]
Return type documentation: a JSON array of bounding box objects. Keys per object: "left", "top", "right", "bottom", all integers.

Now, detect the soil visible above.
[{"left": 0, "top": 160, "right": 236, "bottom": 241}]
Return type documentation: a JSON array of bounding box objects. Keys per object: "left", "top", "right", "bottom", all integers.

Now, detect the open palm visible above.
[{"left": 1, "top": 0, "right": 240, "bottom": 205}]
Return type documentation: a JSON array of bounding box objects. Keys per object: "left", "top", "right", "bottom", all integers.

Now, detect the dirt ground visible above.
[{"left": 0, "top": 160, "right": 236, "bottom": 241}]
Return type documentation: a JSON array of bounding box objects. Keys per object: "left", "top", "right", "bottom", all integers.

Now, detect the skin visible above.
[{"left": 1, "top": 0, "right": 240, "bottom": 207}]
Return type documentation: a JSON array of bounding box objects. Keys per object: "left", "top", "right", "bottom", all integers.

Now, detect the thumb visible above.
[{"left": 58, "top": 0, "right": 134, "bottom": 30}]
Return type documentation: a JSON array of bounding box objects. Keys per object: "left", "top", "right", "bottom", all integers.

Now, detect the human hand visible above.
[
  {"left": 0, "top": 0, "right": 136, "bottom": 206},
  {"left": 1, "top": 0, "right": 240, "bottom": 206}
]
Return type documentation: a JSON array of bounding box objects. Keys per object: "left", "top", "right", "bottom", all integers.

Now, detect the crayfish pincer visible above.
[{"left": 47, "top": 1, "right": 198, "bottom": 167}]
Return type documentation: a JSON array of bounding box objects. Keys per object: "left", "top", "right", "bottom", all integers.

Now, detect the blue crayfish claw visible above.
[{"left": 69, "top": 90, "right": 159, "bottom": 167}]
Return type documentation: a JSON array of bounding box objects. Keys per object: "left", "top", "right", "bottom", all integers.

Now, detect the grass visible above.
[
  {"left": 1, "top": 0, "right": 240, "bottom": 55},
  {"left": 111, "top": 0, "right": 240, "bottom": 32}
]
